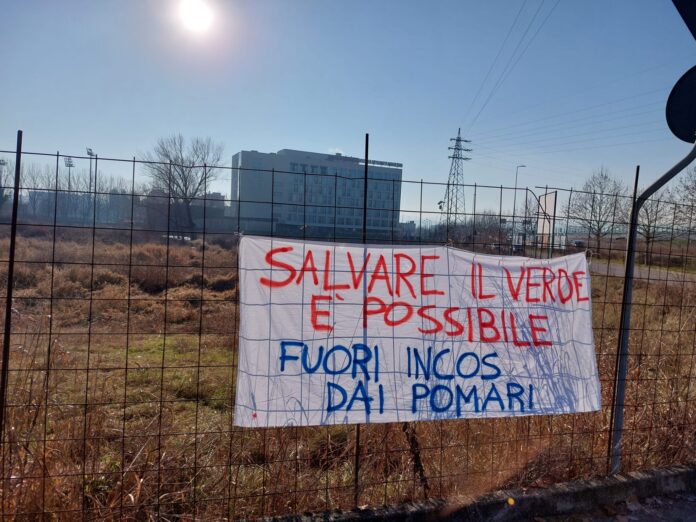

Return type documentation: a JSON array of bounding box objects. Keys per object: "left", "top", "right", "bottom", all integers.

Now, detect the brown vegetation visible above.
[{"left": 0, "top": 229, "right": 695, "bottom": 519}]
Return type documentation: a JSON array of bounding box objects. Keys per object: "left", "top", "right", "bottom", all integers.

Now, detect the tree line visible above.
[{"left": 566, "top": 167, "right": 696, "bottom": 253}]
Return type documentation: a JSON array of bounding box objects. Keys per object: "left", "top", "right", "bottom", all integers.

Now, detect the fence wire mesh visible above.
[{"left": 0, "top": 149, "right": 694, "bottom": 519}]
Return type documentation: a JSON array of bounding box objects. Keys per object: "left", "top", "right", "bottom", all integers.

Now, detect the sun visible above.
[{"left": 179, "top": 0, "right": 213, "bottom": 34}]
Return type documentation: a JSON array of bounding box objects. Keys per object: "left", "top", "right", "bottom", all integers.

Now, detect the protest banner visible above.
[{"left": 234, "top": 236, "right": 601, "bottom": 427}]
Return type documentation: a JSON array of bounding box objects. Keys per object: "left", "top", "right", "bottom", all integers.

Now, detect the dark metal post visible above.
[
  {"left": 549, "top": 188, "right": 557, "bottom": 259},
  {"left": 0, "top": 130, "right": 23, "bottom": 466},
  {"left": 354, "top": 133, "right": 369, "bottom": 507},
  {"left": 363, "top": 133, "right": 369, "bottom": 241},
  {"left": 610, "top": 141, "right": 696, "bottom": 474}
]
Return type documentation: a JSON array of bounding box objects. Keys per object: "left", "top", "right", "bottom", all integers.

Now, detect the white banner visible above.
[{"left": 235, "top": 236, "right": 601, "bottom": 427}]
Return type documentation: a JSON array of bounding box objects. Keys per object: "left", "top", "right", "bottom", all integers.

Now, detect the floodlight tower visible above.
[
  {"left": 63, "top": 156, "right": 75, "bottom": 191},
  {"left": 86, "top": 148, "right": 96, "bottom": 193},
  {"left": 0, "top": 160, "right": 6, "bottom": 189},
  {"left": 440, "top": 128, "right": 471, "bottom": 241}
]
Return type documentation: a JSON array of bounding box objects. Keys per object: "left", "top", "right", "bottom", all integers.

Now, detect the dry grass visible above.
[{"left": 0, "top": 230, "right": 695, "bottom": 519}]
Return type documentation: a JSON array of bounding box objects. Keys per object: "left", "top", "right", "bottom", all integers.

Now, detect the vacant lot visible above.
[{"left": 0, "top": 230, "right": 695, "bottom": 519}]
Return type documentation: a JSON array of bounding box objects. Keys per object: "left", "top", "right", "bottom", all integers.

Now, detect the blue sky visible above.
[{"left": 1, "top": 0, "right": 695, "bottom": 210}]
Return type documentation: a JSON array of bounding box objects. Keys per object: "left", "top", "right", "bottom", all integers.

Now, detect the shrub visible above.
[{"left": 208, "top": 274, "right": 236, "bottom": 292}]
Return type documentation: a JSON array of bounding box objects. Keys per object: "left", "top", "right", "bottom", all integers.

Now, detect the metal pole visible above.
[
  {"left": 0, "top": 130, "right": 23, "bottom": 471},
  {"left": 354, "top": 133, "right": 369, "bottom": 507},
  {"left": 610, "top": 141, "right": 696, "bottom": 474},
  {"left": 512, "top": 165, "right": 525, "bottom": 253},
  {"left": 363, "top": 134, "right": 369, "bottom": 241}
]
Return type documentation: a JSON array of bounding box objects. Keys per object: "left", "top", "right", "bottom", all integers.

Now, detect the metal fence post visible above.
[
  {"left": 354, "top": 132, "right": 369, "bottom": 507},
  {"left": 610, "top": 141, "right": 696, "bottom": 474},
  {"left": 0, "top": 130, "right": 23, "bottom": 513}
]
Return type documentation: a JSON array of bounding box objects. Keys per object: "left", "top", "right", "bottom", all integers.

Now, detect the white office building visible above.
[{"left": 231, "top": 149, "right": 402, "bottom": 240}]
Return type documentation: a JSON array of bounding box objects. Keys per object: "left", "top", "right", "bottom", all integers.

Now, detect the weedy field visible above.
[{"left": 0, "top": 230, "right": 694, "bottom": 519}]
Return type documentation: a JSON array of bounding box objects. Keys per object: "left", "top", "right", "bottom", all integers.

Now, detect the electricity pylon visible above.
[{"left": 439, "top": 128, "right": 471, "bottom": 242}]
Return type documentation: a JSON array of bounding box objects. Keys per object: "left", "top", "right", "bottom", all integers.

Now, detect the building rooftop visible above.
[{"left": 238, "top": 148, "right": 402, "bottom": 169}]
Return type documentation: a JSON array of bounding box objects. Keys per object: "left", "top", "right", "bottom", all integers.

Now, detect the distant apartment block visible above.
[{"left": 231, "top": 149, "right": 403, "bottom": 240}]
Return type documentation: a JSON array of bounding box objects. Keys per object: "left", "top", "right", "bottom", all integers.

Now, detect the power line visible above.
[
  {"left": 483, "top": 135, "right": 674, "bottom": 156},
  {"left": 474, "top": 125, "right": 667, "bottom": 156},
  {"left": 478, "top": 111, "right": 663, "bottom": 149},
  {"left": 461, "top": 0, "right": 528, "bottom": 125},
  {"left": 481, "top": 101, "right": 664, "bottom": 143},
  {"left": 473, "top": 86, "right": 667, "bottom": 138},
  {"left": 477, "top": 120, "right": 664, "bottom": 151},
  {"left": 466, "top": 0, "right": 560, "bottom": 131},
  {"left": 486, "top": 55, "right": 694, "bottom": 124}
]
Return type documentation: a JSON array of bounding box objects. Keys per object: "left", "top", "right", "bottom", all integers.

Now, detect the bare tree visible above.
[
  {"left": 24, "top": 163, "right": 56, "bottom": 218},
  {"left": 0, "top": 159, "right": 15, "bottom": 214},
  {"left": 142, "top": 134, "right": 224, "bottom": 233},
  {"left": 566, "top": 168, "right": 626, "bottom": 249},
  {"left": 635, "top": 187, "right": 677, "bottom": 264},
  {"left": 677, "top": 166, "right": 696, "bottom": 228}
]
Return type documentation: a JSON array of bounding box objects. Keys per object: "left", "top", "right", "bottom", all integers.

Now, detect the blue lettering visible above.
[
  {"left": 323, "top": 345, "right": 351, "bottom": 375},
  {"left": 301, "top": 344, "right": 324, "bottom": 373},
  {"left": 412, "top": 383, "right": 430, "bottom": 413},
  {"left": 506, "top": 382, "right": 525, "bottom": 411},
  {"left": 455, "top": 385, "right": 479, "bottom": 415},
  {"left": 279, "top": 340, "right": 303, "bottom": 372},
  {"left": 413, "top": 346, "right": 432, "bottom": 380},
  {"left": 430, "top": 384, "right": 453, "bottom": 413},
  {"left": 326, "top": 382, "right": 348, "bottom": 412},
  {"left": 456, "top": 352, "right": 480, "bottom": 378},
  {"left": 351, "top": 344, "right": 372, "bottom": 381},
  {"left": 482, "top": 383, "right": 505, "bottom": 412},
  {"left": 433, "top": 349, "right": 454, "bottom": 380},
  {"left": 347, "top": 380, "right": 373, "bottom": 414},
  {"left": 481, "top": 352, "right": 501, "bottom": 380}
]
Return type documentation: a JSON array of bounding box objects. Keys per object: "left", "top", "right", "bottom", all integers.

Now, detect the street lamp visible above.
[
  {"left": 63, "top": 156, "right": 74, "bottom": 191},
  {"left": 511, "top": 164, "right": 526, "bottom": 253},
  {"left": 86, "top": 148, "right": 96, "bottom": 193}
]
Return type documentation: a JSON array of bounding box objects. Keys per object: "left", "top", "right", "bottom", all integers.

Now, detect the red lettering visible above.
[
  {"left": 529, "top": 314, "right": 552, "bottom": 346},
  {"left": 542, "top": 267, "right": 556, "bottom": 303},
  {"left": 347, "top": 252, "right": 371, "bottom": 289},
  {"left": 368, "top": 254, "right": 394, "bottom": 296},
  {"left": 525, "top": 266, "right": 542, "bottom": 303},
  {"left": 385, "top": 302, "right": 413, "bottom": 327},
  {"left": 394, "top": 253, "right": 417, "bottom": 299},
  {"left": 322, "top": 250, "right": 350, "bottom": 292},
  {"left": 503, "top": 267, "right": 525, "bottom": 300},
  {"left": 363, "top": 296, "right": 386, "bottom": 328},
  {"left": 466, "top": 308, "right": 474, "bottom": 342},
  {"left": 444, "top": 307, "right": 464, "bottom": 337},
  {"left": 477, "top": 263, "right": 495, "bottom": 300},
  {"left": 557, "top": 269, "right": 573, "bottom": 304},
  {"left": 421, "top": 255, "right": 444, "bottom": 296},
  {"left": 417, "top": 305, "right": 443, "bottom": 334},
  {"left": 259, "top": 246, "right": 296, "bottom": 288},
  {"left": 470, "top": 263, "right": 477, "bottom": 298},
  {"left": 573, "top": 271, "right": 589, "bottom": 302},
  {"left": 296, "top": 249, "right": 319, "bottom": 286},
  {"left": 310, "top": 295, "right": 333, "bottom": 332},
  {"left": 477, "top": 308, "right": 501, "bottom": 342},
  {"left": 501, "top": 310, "right": 509, "bottom": 342},
  {"left": 509, "top": 312, "right": 531, "bottom": 347}
]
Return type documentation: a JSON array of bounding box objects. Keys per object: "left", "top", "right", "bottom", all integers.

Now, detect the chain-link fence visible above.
[{"left": 0, "top": 146, "right": 694, "bottom": 519}]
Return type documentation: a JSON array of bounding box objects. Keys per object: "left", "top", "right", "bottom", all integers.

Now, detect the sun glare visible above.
[{"left": 179, "top": 0, "right": 213, "bottom": 34}]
